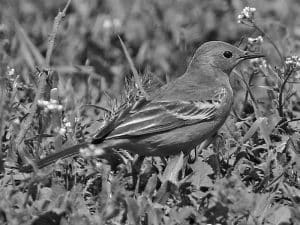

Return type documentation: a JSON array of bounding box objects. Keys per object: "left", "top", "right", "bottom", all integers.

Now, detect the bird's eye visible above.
[{"left": 223, "top": 51, "right": 233, "bottom": 58}]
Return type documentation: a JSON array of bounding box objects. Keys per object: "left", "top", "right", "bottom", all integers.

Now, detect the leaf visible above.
[
  {"left": 154, "top": 181, "right": 178, "bottom": 204},
  {"left": 32, "top": 211, "right": 64, "bottom": 225},
  {"left": 288, "top": 133, "right": 300, "bottom": 174},
  {"left": 250, "top": 193, "right": 272, "bottom": 224},
  {"left": 188, "top": 160, "right": 213, "bottom": 189},
  {"left": 241, "top": 117, "right": 272, "bottom": 148},
  {"left": 169, "top": 207, "right": 197, "bottom": 224},
  {"left": 241, "top": 117, "right": 265, "bottom": 144},
  {"left": 144, "top": 173, "right": 158, "bottom": 197},
  {"left": 269, "top": 206, "right": 291, "bottom": 225},
  {"left": 126, "top": 197, "right": 140, "bottom": 225},
  {"left": 259, "top": 117, "right": 272, "bottom": 148},
  {"left": 15, "top": 22, "right": 45, "bottom": 68},
  {"left": 147, "top": 207, "right": 163, "bottom": 225},
  {"left": 159, "top": 152, "right": 184, "bottom": 185}
]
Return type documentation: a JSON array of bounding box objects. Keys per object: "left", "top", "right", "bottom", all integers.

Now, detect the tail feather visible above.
[
  {"left": 20, "top": 143, "right": 88, "bottom": 172},
  {"left": 36, "top": 143, "right": 88, "bottom": 169},
  {"left": 20, "top": 142, "right": 125, "bottom": 173}
]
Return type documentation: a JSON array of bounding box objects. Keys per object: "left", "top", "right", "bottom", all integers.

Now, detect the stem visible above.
[
  {"left": 243, "top": 71, "right": 255, "bottom": 110},
  {"left": 118, "top": 36, "right": 150, "bottom": 99},
  {"left": 276, "top": 118, "right": 300, "bottom": 129},
  {"left": 253, "top": 23, "right": 284, "bottom": 67},
  {"left": 80, "top": 104, "right": 113, "bottom": 114},
  {"left": 15, "top": 71, "right": 50, "bottom": 160},
  {"left": 238, "top": 70, "right": 261, "bottom": 117},
  {"left": 0, "top": 79, "right": 6, "bottom": 172},
  {"left": 278, "top": 69, "right": 294, "bottom": 118},
  {"left": 45, "top": 0, "right": 71, "bottom": 66}
]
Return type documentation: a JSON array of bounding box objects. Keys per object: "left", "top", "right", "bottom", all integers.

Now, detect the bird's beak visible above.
[{"left": 239, "top": 51, "right": 265, "bottom": 60}]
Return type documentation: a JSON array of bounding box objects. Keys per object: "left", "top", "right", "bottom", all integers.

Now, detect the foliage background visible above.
[{"left": 1, "top": 0, "right": 300, "bottom": 224}]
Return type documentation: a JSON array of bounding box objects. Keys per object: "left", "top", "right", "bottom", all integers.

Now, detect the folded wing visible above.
[{"left": 104, "top": 99, "right": 221, "bottom": 139}]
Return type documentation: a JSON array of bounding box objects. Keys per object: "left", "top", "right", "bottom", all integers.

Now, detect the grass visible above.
[{"left": 1, "top": 0, "right": 300, "bottom": 224}]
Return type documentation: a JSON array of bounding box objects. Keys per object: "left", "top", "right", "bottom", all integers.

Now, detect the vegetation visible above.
[{"left": 1, "top": 0, "right": 300, "bottom": 224}]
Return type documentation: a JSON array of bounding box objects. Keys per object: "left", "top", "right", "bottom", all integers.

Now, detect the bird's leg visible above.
[
  {"left": 211, "top": 133, "right": 224, "bottom": 178},
  {"left": 201, "top": 133, "right": 219, "bottom": 152},
  {"left": 188, "top": 133, "right": 219, "bottom": 164}
]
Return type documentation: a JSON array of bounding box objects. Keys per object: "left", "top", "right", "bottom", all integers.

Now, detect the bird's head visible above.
[{"left": 188, "top": 41, "right": 264, "bottom": 75}]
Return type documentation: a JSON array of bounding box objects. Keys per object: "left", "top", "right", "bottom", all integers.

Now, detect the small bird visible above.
[{"left": 21, "top": 41, "right": 264, "bottom": 172}]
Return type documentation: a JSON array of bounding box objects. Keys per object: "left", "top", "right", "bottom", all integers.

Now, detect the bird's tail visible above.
[{"left": 20, "top": 143, "right": 88, "bottom": 172}]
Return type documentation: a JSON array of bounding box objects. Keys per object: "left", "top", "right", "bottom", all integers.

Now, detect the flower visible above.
[
  {"left": 56, "top": 127, "right": 67, "bottom": 136},
  {"left": 249, "top": 58, "right": 267, "bottom": 69},
  {"left": 285, "top": 55, "right": 300, "bottom": 70},
  {"left": 103, "top": 18, "right": 121, "bottom": 30},
  {"left": 80, "top": 144, "right": 104, "bottom": 157},
  {"left": 7, "top": 66, "right": 15, "bottom": 76},
  {"left": 37, "top": 99, "right": 63, "bottom": 112},
  {"left": 237, "top": 7, "right": 256, "bottom": 23},
  {"left": 248, "top": 36, "right": 263, "bottom": 45}
]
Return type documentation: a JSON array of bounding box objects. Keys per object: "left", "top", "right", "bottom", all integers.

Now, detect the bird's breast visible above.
[{"left": 214, "top": 85, "right": 233, "bottom": 123}]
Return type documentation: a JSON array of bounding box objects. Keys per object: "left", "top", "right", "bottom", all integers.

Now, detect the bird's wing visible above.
[{"left": 104, "top": 98, "right": 221, "bottom": 139}]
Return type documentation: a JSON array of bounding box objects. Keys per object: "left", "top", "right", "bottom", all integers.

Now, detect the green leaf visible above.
[
  {"left": 159, "top": 152, "right": 184, "bottom": 185},
  {"left": 188, "top": 160, "right": 213, "bottom": 189},
  {"left": 144, "top": 173, "right": 158, "bottom": 197},
  {"left": 126, "top": 197, "right": 140, "bottom": 225},
  {"left": 269, "top": 206, "right": 291, "bottom": 225}
]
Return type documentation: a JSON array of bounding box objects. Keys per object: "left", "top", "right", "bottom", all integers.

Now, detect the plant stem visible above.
[
  {"left": 253, "top": 23, "right": 284, "bottom": 67},
  {"left": 278, "top": 69, "right": 293, "bottom": 118}
]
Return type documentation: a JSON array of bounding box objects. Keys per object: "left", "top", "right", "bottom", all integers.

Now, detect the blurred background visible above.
[{"left": 0, "top": 0, "right": 300, "bottom": 106}]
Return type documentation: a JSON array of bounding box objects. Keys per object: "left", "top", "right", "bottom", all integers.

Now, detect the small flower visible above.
[
  {"left": 250, "top": 58, "right": 267, "bottom": 69},
  {"left": 285, "top": 55, "right": 300, "bottom": 70},
  {"left": 12, "top": 75, "right": 21, "bottom": 89},
  {"left": 13, "top": 118, "right": 20, "bottom": 124},
  {"left": 247, "top": 36, "right": 264, "bottom": 53},
  {"left": 59, "top": 117, "right": 74, "bottom": 134},
  {"left": 7, "top": 66, "right": 15, "bottom": 76},
  {"left": 37, "top": 99, "right": 63, "bottom": 112},
  {"left": 65, "top": 121, "right": 72, "bottom": 128},
  {"left": 237, "top": 7, "right": 256, "bottom": 24},
  {"left": 103, "top": 17, "right": 121, "bottom": 30},
  {"left": 260, "top": 59, "right": 267, "bottom": 68},
  {"left": 248, "top": 36, "right": 263, "bottom": 45},
  {"left": 103, "top": 19, "right": 113, "bottom": 29},
  {"left": 80, "top": 144, "right": 104, "bottom": 157},
  {"left": 56, "top": 127, "right": 67, "bottom": 136}
]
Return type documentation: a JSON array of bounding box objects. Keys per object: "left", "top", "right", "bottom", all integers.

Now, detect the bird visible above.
[{"left": 20, "top": 41, "right": 264, "bottom": 172}]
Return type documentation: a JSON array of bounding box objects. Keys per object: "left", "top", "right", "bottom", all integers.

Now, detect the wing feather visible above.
[{"left": 106, "top": 99, "right": 220, "bottom": 138}]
